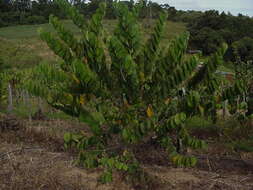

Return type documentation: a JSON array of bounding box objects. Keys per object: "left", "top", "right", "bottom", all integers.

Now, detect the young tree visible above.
[{"left": 26, "top": 0, "right": 246, "bottom": 182}]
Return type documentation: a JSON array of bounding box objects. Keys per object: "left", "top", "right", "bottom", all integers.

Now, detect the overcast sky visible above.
[{"left": 155, "top": 0, "right": 253, "bottom": 16}]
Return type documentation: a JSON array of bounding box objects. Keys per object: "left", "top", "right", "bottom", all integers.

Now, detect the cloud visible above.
[{"left": 155, "top": 0, "right": 253, "bottom": 16}]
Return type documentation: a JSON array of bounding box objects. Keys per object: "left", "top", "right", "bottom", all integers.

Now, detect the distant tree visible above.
[
  {"left": 0, "top": 0, "right": 12, "bottom": 12},
  {"left": 190, "top": 27, "right": 224, "bottom": 55},
  {"left": 167, "top": 6, "right": 177, "bottom": 20},
  {"left": 105, "top": 0, "right": 116, "bottom": 19},
  {"left": 188, "top": 10, "right": 253, "bottom": 61},
  {"left": 232, "top": 37, "right": 253, "bottom": 62}
]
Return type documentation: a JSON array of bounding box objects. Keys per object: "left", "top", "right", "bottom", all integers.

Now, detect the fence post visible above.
[
  {"left": 7, "top": 83, "right": 13, "bottom": 113},
  {"left": 222, "top": 100, "right": 228, "bottom": 119},
  {"left": 25, "top": 91, "right": 32, "bottom": 122}
]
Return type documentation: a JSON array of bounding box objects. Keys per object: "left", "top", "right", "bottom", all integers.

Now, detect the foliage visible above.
[
  {"left": 188, "top": 10, "right": 253, "bottom": 61},
  {"left": 190, "top": 27, "right": 224, "bottom": 55},
  {"left": 25, "top": 15, "right": 47, "bottom": 24},
  {"left": 232, "top": 37, "right": 253, "bottom": 62},
  {"left": 232, "top": 55, "right": 253, "bottom": 116},
  {"left": 26, "top": 0, "right": 247, "bottom": 183},
  {"left": 0, "top": 0, "right": 66, "bottom": 27}
]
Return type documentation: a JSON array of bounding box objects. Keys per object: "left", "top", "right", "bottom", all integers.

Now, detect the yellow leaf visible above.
[
  {"left": 123, "top": 150, "right": 128, "bottom": 157},
  {"left": 123, "top": 99, "right": 130, "bottom": 108},
  {"left": 80, "top": 95, "right": 86, "bottom": 105},
  {"left": 214, "top": 95, "right": 221, "bottom": 103},
  {"left": 83, "top": 57, "right": 88, "bottom": 64},
  {"left": 171, "top": 155, "right": 179, "bottom": 163},
  {"left": 139, "top": 72, "right": 145, "bottom": 82},
  {"left": 198, "top": 105, "right": 204, "bottom": 116},
  {"left": 165, "top": 98, "right": 171, "bottom": 105},
  {"left": 146, "top": 105, "right": 154, "bottom": 118}
]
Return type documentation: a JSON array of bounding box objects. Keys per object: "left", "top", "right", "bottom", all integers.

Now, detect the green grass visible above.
[
  {"left": 0, "top": 19, "right": 186, "bottom": 40},
  {"left": 0, "top": 20, "right": 80, "bottom": 39},
  {"left": 0, "top": 37, "right": 57, "bottom": 69},
  {"left": 0, "top": 19, "right": 186, "bottom": 70}
]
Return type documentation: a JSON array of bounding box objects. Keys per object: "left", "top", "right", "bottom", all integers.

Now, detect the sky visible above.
[{"left": 155, "top": 0, "right": 253, "bottom": 16}]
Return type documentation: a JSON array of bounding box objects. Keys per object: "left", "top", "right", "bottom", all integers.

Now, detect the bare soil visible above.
[{"left": 0, "top": 118, "right": 253, "bottom": 190}]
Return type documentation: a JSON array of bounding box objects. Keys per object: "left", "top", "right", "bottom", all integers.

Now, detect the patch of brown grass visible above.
[{"left": 1, "top": 118, "right": 253, "bottom": 190}]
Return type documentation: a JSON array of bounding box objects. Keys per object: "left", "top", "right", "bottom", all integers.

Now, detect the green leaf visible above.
[
  {"left": 64, "top": 132, "right": 72, "bottom": 143},
  {"left": 179, "top": 113, "right": 186, "bottom": 122},
  {"left": 122, "top": 128, "right": 129, "bottom": 140},
  {"left": 64, "top": 143, "right": 68, "bottom": 149},
  {"left": 107, "top": 158, "right": 115, "bottom": 168},
  {"left": 72, "top": 134, "right": 84, "bottom": 142},
  {"left": 122, "top": 164, "right": 128, "bottom": 171},
  {"left": 189, "top": 157, "right": 197, "bottom": 167},
  {"left": 175, "top": 113, "right": 186, "bottom": 125},
  {"left": 79, "top": 110, "right": 104, "bottom": 136},
  {"left": 100, "top": 170, "right": 113, "bottom": 184}
]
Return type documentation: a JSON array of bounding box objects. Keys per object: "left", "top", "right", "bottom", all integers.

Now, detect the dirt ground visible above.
[{"left": 0, "top": 118, "right": 253, "bottom": 190}]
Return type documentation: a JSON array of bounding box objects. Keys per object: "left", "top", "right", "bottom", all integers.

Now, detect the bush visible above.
[
  {"left": 0, "top": 17, "right": 6, "bottom": 27},
  {"left": 190, "top": 27, "right": 224, "bottom": 55},
  {"left": 25, "top": 15, "right": 47, "bottom": 25},
  {"left": 188, "top": 10, "right": 253, "bottom": 61},
  {"left": 232, "top": 37, "right": 253, "bottom": 62}
]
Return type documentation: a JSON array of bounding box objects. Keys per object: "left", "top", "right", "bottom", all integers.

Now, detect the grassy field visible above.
[
  {"left": 0, "top": 20, "right": 186, "bottom": 69},
  {"left": 0, "top": 20, "right": 186, "bottom": 40},
  {"left": 0, "top": 19, "right": 233, "bottom": 73},
  {"left": 0, "top": 20, "right": 80, "bottom": 39}
]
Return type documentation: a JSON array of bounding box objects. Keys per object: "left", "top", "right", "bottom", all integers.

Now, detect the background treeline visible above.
[
  {"left": 0, "top": 0, "right": 233, "bottom": 26},
  {"left": 187, "top": 10, "right": 253, "bottom": 62},
  {"left": 0, "top": 0, "right": 65, "bottom": 26}
]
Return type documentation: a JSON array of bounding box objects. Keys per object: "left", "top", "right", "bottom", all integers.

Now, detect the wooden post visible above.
[
  {"left": 25, "top": 91, "right": 32, "bottom": 122},
  {"left": 7, "top": 83, "right": 13, "bottom": 113},
  {"left": 222, "top": 100, "right": 228, "bottom": 119}
]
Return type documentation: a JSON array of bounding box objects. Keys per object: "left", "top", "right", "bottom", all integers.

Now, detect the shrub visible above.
[
  {"left": 25, "top": 15, "right": 47, "bottom": 25},
  {"left": 190, "top": 27, "right": 224, "bottom": 55},
  {"left": 0, "top": 17, "right": 6, "bottom": 27},
  {"left": 232, "top": 37, "right": 253, "bottom": 62}
]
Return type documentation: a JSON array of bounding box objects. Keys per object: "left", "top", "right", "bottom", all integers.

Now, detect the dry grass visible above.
[
  {"left": 0, "top": 117, "right": 253, "bottom": 190},
  {"left": 0, "top": 119, "right": 132, "bottom": 190}
]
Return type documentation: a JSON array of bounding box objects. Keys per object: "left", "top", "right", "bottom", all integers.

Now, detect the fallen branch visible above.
[
  {"left": 193, "top": 154, "right": 253, "bottom": 167},
  {"left": 0, "top": 147, "right": 43, "bottom": 161}
]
